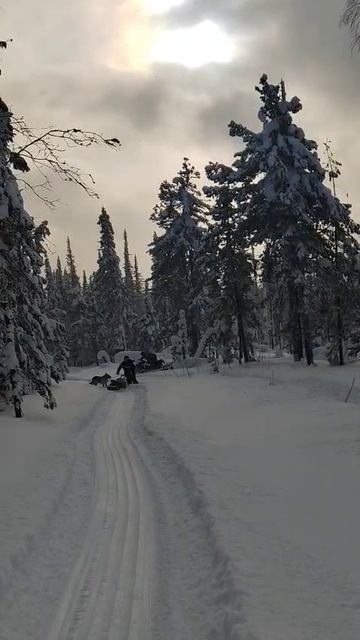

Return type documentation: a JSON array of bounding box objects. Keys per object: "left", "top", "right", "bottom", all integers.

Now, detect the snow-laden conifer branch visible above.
[{"left": 341, "top": 0, "right": 360, "bottom": 49}]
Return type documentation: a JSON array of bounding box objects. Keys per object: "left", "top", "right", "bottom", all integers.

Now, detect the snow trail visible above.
[
  {"left": 6, "top": 364, "right": 358, "bottom": 639},
  {"left": 48, "top": 390, "right": 155, "bottom": 640},
  {"left": 2, "top": 378, "right": 247, "bottom": 640}
]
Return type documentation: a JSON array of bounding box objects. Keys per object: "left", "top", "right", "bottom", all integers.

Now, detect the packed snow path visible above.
[
  {"left": 0, "top": 383, "right": 157, "bottom": 640},
  {"left": 48, "top": 391, "right": 155, "bottom": 640},
  {"left": 2, "top": 362, "right": 360, "bottom": 639},
  {"left": 0, "top": 378, "right": 250, "bottom": 640}
]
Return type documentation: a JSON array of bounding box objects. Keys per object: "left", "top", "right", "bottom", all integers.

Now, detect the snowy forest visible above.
[
  {"left": 3, "top": 3, "right": 360, "bottom": 639},
  {"left": 2, "top": 67, "right": 360, "bottom": 416}
]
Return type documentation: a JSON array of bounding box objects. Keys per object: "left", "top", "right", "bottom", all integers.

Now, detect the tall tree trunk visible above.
[
  {"left": 332, "top": 185, "right": 344, "bottom": 366},
  {"left": 237, "top": 312, "right": 250, "bottom": 363},
  {"left": 234, "top": 285, "right": 250, "bottom": 363},
  {"left": 289, "top": 282, "right": 303, "bottom": 361},
  {"left": 238, "top": 329, "right": 243, "bottom": 364},
  {"left": 303, "top": 312, "right": 314, "bottom": 365},
  {"left": 291, "top": 310, "right": 303, "bottom": 362},
  {"left": 334, "top": 224, "right": 344, "bottom": 366},
  {"left": 336, "top": 302, "right": 344, "bottom": 366},
  {"left": 238, "top": 322, "right": 243, "bottom": 364},
  {"left": 295, "top": 312, "right": 303, "bottom": 362},
  {"left": 268, "top": 298, "right": 275, "bottom": 350},
  {"left": 188, "top": 312, "right": 200, "bottom": 356},
  {"left": 14, "top": 397, "right": 22, "bottom": 418}
]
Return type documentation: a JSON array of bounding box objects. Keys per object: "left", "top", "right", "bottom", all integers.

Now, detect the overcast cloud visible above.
[{"left": 1, "top": 0, "right": 358, "bottom": 276}]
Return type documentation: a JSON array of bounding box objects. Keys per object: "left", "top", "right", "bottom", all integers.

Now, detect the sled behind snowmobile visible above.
[{"left": 108, "top": 375, "right": 127, "bottom": 391}]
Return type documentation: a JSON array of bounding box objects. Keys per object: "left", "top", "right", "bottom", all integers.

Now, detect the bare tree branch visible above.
[
  {"left": 1, "top": 39, "right": 121, "bottom": 207},
  {"left": 340, "top": 0, "right": 360, "bottom": 49},
  {"left": 17, "top": 176, "right": 60, "bottom": 209},
  {"left": 6, "top": 116, "right": 121, "bottom": 207}
]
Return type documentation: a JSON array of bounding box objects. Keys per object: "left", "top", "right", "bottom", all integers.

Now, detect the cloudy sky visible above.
[{"left": 1, "top": 0, "right": 358, "bottom": 276}]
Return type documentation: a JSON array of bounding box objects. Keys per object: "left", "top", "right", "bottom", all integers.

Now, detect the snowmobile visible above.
[
  {"left": 136, "top": 353, "right": 165, "bottom": 373},
  {"left": 135, "top": 359, "right": 151, "bottom": 373},
  {"left": 107, "top": 375, "right": 127, "bottom": 391}
]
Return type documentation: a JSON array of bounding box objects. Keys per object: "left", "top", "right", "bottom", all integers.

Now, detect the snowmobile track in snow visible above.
[{"left": 49, "top": 392, "right": 155, "bottom": 640}]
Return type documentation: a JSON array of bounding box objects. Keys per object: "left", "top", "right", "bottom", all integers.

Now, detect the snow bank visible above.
[
  {"left": 172, "top": 356, "right": 208, "bottom": 370},
  {"left": 144, "top": 362, "right": 360, "bottom": 639},
  {"left": 0, "top": 380, "right": 102, "bottom": 637}
]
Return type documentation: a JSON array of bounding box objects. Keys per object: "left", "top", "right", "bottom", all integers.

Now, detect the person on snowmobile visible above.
[
  {"left": 116, "top": 355, "right": 138, "bottom": 384},
  {"left": 140, "top": 351, "right": 158, "bottom": 368},
  {"left": 140, "top": 351, "right": 164, "bottom": 370}
]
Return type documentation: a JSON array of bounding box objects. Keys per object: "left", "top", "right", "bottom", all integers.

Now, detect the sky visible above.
[{"left": 1, "top": 0, "right": 359, "bottom": 277}]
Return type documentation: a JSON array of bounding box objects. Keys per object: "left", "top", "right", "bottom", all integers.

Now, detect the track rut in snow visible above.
[
  {"left": 133, "top": 387, "right": 255, "bottom": 640},
  {"left": 48, "top": 391, "right": 155, "bottom": 640}
]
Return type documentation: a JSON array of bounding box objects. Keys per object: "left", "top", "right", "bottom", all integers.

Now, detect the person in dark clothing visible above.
[{"left": 116, "top": 355, "right": 139, "bottom": 384}]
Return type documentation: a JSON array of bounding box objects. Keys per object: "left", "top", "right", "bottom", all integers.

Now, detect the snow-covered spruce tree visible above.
[
  {"left": 0, "top": 97, "right": 61, "bottom": 415},
  {"left": 123, "top": 229, "right": 134, "bottom": 294},
  {"left": 261, "top": 243, "right": 286, "bottom": 354},
  {"left": 0, "top": 131, "right": 58, "bottom": 416},
  {"left": 226, "top": 75, "right": 354, "bottom": 364},
  {"left": 150, "top": 158, "right": 207, "bottom": 354},
  {"left": 137, "top": 280, "right": 161, "bottom": 351},
  {"left": 134, "top": 255, "right": 142, "bottom": 293},
  {"left": 341, "top": 0, "right": 360, "bottom": 49},
  {"left": 317, "top": 142, "right": 360, "bottom": 364},
  {"left": 133, "top": 255, "right": 145, "bottom": 317},
  {"left": 149, "top": 231, "right": 172, "bottom": 349},
  {"left": 170, "top": 309, "right": 190, "bottom": 363},
  {"left": 177, "top": 308, "right": 189, "bottom": 359},
  {"left": 62, "top": 237, "right": 86, "bottom": 365},
  {"left": 43, "top": 255, "right": 68, "bottom": 381},
  {"left": 66, "top": 236, "right": 79, "bottom": 287},
  {"left": 123, "top": 229, "right": 139, "bottom": 347},
  {"left": 203, "top": 169, "right": 256, "bottom": 363},
  {"left": 313, "top": 225, "right": 360, "bottom": 364},
  {"left": 44, "top": 255, "right": 57, "bottom": 313},
  {"left": 55, "top": 256, "right": 65, "bottom": 299},
  {"left": 81, "top": 273, "right": 102, "bottom": 363},
  {"left": 93, "top": 207, "right": 127, "bottom": 356}
]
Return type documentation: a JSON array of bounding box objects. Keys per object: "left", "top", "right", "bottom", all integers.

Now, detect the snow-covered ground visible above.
[
  {"left": 0, "top": 371, "right": 156, "bottom": 640},
  {"left": 0, "top": 361, "right": 360, "bottom": 639},
  {"left": 142, "top": 362, "right": 360, "bottom": 639}
]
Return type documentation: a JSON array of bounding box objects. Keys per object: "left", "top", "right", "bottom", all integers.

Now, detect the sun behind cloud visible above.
[
  {"left": 143, "top": 0, "right": 186, "bottom": 14},
  {"left": 104, "top": 0, "right": 236, "bottom": 72},
  {"left": 150, "top": 19, "right": 236, "bottom": 68}
]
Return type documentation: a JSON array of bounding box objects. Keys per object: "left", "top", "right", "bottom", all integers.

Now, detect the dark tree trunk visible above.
[
  {"left": 233, "top": 285, "right": 250, "bottom": 364},
  {"left": 188, "top": 314, "right": 200, "bottom": 356},
  {"left": 238, "top": 325, "right": 243, "bottom": 364},
  {"left": 303, "top": 312, "right": 314, "bottom": 365},
  {"left": 268, "top": 299, "right": 275, "bottom": 350},
  {"left": 295, "top": 312, "right": 304, "bottom": 362},
  {"left": 333, "top": 222, "right": 344, "bottom": 366},
  {"left": 238, "top": 311, "right": 250, "bottom": 363},
  {"left": 336, "top": 300, "right": 344, "bottom": 366},
  {"left": 238, "top": 331, "right": 243, "bottom": 364},
  {"left": 14, "top": 398, "right": 22, "bottom": 418},
  {"left": 289, "top": 282, "right": 303, "bottom": 362},
  {"left": 291, "top": 312, "right": 303, "bottom": 362}
]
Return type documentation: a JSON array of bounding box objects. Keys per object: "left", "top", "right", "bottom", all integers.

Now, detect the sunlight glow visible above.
[
  {"left": 143, "top": 0, "right": 186, "bottom": 14},
  {"left": 150, "top": 20, "right": 235, "bottom": 68}
]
